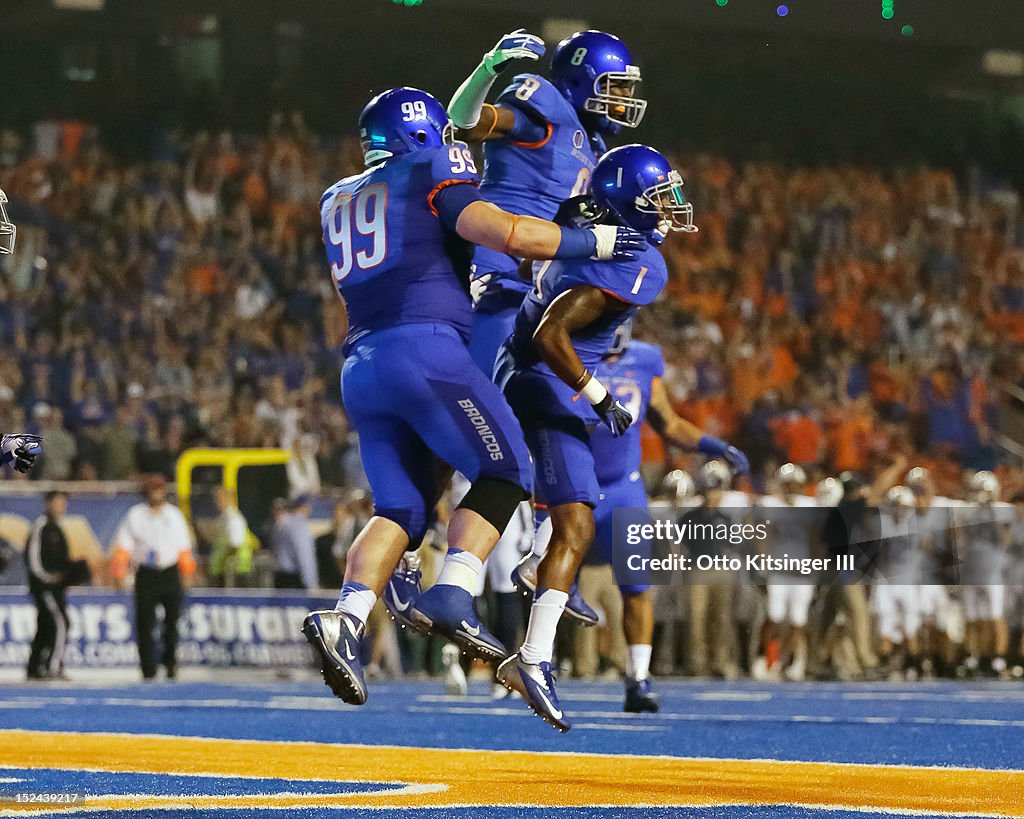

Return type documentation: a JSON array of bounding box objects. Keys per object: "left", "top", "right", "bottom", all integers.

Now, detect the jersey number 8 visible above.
[
  {"left": 515, "top": 77, "right": 542, "bottom": 101},
  {"left": 327, "top": 182, "right": 389, "bottom": 282}
]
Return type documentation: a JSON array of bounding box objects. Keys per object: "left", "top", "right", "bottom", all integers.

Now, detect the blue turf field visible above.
[{"left": 0, "top": 677, "right": 1022, "bottom": 817}]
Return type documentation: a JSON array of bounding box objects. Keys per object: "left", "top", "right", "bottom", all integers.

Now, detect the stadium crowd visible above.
[
  {"left": 4, "top": 117, "right": 1024, "bottom": 683},
  {"left": 1, "top": 118, "right": 1023, "bottom": 495},
  {"left": 2, "top": 119, "right": 1024, "bottom": 493}
]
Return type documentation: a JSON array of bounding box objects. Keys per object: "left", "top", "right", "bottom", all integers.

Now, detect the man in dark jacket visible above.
[{"left": 26, "top": 491, "right": 75, "bottom": 680}]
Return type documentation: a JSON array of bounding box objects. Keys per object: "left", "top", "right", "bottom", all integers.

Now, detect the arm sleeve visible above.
[
  {"left": 25, "top": 518, "right": 56, "bottom": 583},
  {"left": 649, "top": 346, "right": 666, "bottom": 380},
  {"left": 50, "top": 527, "right": 73, "bottom": 574},
  {"left": 502, "top": 105, "right": 550, "bottom": 145},
  {"left": 427, "top": 144, "right": 481, "bottom": 229},
  {"left": 432, "top": 182, "right": 482, "bottom": 231},
  {"left": 448, "top": 62, "right": 500, "bottom": 129},
  {"left": 112, "top": 516, "right": 133, "bottom": 556},
  {"left": 495, "top": 74, "right": 562, "bottom": 136},
  {"left": 179, "top": 511, "right": 194, "bottom": 552}
]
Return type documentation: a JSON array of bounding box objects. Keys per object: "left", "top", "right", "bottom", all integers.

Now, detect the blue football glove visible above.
[
  {"left": 697, "top": 435, "right": 750, "bottom": 476},
  {"left": 1, "top": 433, "right": 43, "bottom": 474},
  {"left": 483, "top": 29, "right": 546, "bottom": 75},
  {"left": 594, "top": 394, "right": 634, "bottom": 437},
  {"left": 590, "top": 225, "right": 647, "bottom": 261}
]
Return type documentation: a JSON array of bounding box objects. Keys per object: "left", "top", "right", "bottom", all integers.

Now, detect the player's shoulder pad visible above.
[
  {"left": 320, "top": 167, "right": 374, "bottom": 214},
  {"left": 584, "top": 245, "right": 668, "bottom": 307},
  {"left": 497, "top": 73, "right": 574, "bottom": 125},
  {"left": 320, "top": 179, "right": 345, "bottom": 213},
  {"left": 427, "top": 141, "right": 480, "bottom": 187}
]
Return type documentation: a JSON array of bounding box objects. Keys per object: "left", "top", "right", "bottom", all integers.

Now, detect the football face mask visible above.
[
  {"left": 634, "top": 170, "right": 697, "bottom": 240},
  {"left": 584, "top": 66, "right": 647, "bottom": 128}
]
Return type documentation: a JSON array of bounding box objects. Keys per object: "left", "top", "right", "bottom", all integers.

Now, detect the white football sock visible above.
[
  {"left": 435, "top": 548, "right": 483, "bottom": 593},
  {"left": 627, "top": 644, "right": 653, "bottom": 681},
  {"left": 335, "top": 582, "right": 376, "bottom": 628},
  {"left": 520, "top": 588, "right": 568, "bottom": 664}
]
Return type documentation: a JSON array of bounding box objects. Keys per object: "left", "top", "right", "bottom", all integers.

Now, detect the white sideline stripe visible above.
[
  {"left": 572, "top": 723, "right": 664, "bottom": 732},
  {"left": 843, "top": 690, "right": 1024, "bottom": 702},
  {"left": 407, "top": 704, "right": 1024, "bottom": 729},
  {"left": 695, "top": 692, "right": 774, "bottom": 702},
  {"left": 417, "top": 692, "right": 629, "bottom": 704},
  {"left": 6, "top": 694, "right": 1024, "bottom": 730},
  {"left": 788, "top": 802, "right": 1021, "bottom": 819}
]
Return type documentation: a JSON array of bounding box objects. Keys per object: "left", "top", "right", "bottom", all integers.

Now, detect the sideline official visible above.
[
  {"left": 111, "top": 475, "right": 195, "bottom": 680},
  {"left": 26, "top": 491, "right": 74, "bottom": 680}
]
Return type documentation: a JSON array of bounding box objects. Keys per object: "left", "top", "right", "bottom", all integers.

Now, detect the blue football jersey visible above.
[
  {"left": 473, "top": 73, "right": 605, "bottom": 281},
  {"left": 591, "top": 341, "right": 665, "bottom": 485},
  {"left": 320, "top": 144, "right": 480, "bottom": 350},
  {"left": 503, "top": 244, "right": 668, "bottom": 376}
]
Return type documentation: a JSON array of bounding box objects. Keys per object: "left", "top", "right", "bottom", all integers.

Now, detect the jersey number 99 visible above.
[
  {"left": 327, "top": 182, "right": 389, "bottom": 282},
  {"left": 401, "top": 100, "right": 429, "bottom": 121}
]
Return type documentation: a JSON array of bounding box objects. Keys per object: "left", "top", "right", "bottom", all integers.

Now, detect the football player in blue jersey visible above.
[
  {"left": 492, "top": 144, "right": 742, "bottom": 731},
  {"left": 301, "top": 88, "right": 644, "bottom": 706},
  {"left": 448, "top": 28, "right": 646, "bottom": 375},
  {"left": 442, "top": 28, "right": 647, "bottom": 628},
  {"left": 0, "top": 190, "right": 44, "bottom": 476},
  {"left": 590, "top": 322, "right": 747, "bottom": 712}
]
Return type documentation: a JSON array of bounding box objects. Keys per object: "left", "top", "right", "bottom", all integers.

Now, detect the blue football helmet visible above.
[
  {"left": 359, "top": 87, "right": 455, "bottom": 167},
  {"left": 591, "top": 144, "right": 697, "bottom": 244},
  {"left": 550, "top": 30, "right": 646, "bottom": 130},
  {"left": 0, "top": 189, "right": 15, "bottom": 255}
]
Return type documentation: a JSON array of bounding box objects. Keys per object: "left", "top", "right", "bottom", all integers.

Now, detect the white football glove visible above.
[{"left": 481, "top": 29, "right": 546, "bottom": 76}]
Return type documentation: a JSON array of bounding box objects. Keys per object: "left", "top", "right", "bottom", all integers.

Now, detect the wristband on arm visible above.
[
  {"left": 697, "top": 435, "right": 728, "bottom": 457},
  {"left": 553, "top": 226, "right": 598, "bottom": 260},
  {"left": 580, "top": 374, "right": 609, "bottom": 405}
]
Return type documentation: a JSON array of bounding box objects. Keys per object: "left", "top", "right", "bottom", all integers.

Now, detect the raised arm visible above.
[
  {"left": 864, "top": 454, "right": 909, "bottom": 506},
  {"left": 448, "top": 29, "right": 545, "bottom": 143}
]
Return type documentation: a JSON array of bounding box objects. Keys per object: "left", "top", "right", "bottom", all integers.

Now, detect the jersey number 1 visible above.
[{"left": 327, "top": 182, "right": 388, "bottom": 282}]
